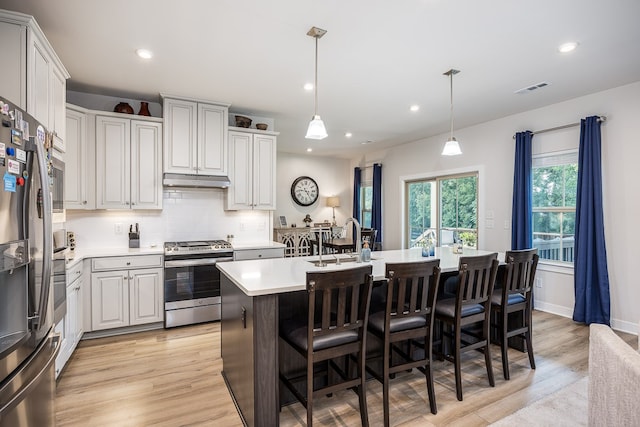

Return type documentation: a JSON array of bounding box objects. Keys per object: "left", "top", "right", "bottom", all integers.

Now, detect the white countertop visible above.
[
  {"left": 217, "top": 247, "right": 503, "bottom": 297},
  {"left": 65, "top": 246, "right": 164, "bottom": 268}
]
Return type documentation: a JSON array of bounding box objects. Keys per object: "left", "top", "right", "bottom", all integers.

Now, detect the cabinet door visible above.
[
  {"left": 91, "top": 270, "right": 130, "bottom": 330},
  {"left": 0, "top": 21, "right": 27, "bottom": 109},
  {"left": 198, "top": 103, "right": 228, "bottom": 175},
  {"left": 66, "top": 282, "right": 78, "bottom": 351},
  {"left": 51, "top": 65, "right": 66, "bottom": 152},
  {"left": 64, "top": 108, "right": 88, "bottom": 209},
  {"left": 129, "top": 268, "right": 163, "bottom": 325},
  {"left": 96, "top": 116, "right": 131, "bottom": 209},
  {"left": 27, "top": 30, "right": 50, "bottom": 128},
  {"left": 252, "top": 134, "right": 276, "bottom": 210},
  {"left": 74, "top": 275, "right": 84, "bottom": 342},
  {"left": 163, "top": 98, "right": 197, "bottom": 174},
  {"left": 227, "top": 131, "right": 253, "bottom": 209},
  {"left": 131, "top": 120, "right": 162, "bottom": 209},
  {"left": 54, "top": 317, "right": 69, "bottom": 379}
]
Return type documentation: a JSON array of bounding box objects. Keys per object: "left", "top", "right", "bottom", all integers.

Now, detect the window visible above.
[
  {"left": 532, "top": 151, "right": 578, "bottom": 263},
  {"left": 358, "top": 167, "right": 373, "bottom": 228},
  {"left": 406, "top": 173, "right": 478, "bottom": 248}
]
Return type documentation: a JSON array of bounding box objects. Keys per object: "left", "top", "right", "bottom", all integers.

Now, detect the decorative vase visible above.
[
  {"left": 114, "top": 102, "right": 134, "bottom": 114},
  {"left": 138, "top": 102, "right": 151, "bottom": 116}
]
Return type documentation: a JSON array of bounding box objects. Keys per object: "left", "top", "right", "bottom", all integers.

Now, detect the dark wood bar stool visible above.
[
  {"left": 279, "top": 265, "right": 374, "bottom": 427},
  {"left": 491, "top": 248, "right": 539, "bottom": 380},
  {"left": 366, "top": 260, "right": 441, "bottom": 426},
  {"left": 435, "top": 253, "right": 499, "bottom": 401}
]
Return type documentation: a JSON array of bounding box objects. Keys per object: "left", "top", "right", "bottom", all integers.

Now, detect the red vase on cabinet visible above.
[{"left": 138, "top": 102, "right": 151, "bottom": 116}]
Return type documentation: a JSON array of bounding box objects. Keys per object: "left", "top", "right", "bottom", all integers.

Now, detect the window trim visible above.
[
  {"left": 403, "top": 169, "right": 480, "bottom": 250},
  {"left": 532, "top": 149, "right": 578, "bottom": 265}
]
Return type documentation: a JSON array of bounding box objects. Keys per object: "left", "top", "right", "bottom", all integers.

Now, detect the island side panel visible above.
[
  {"left": 253, "top": 293, "right": 279, "bottom": 424},
  {"left": 221, "top": 274, "right": 280, "bottom": 427}
]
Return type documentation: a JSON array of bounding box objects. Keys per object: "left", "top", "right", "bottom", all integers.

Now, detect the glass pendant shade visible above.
[
  {"left": 306, "top": 115, "right": 327, "bottom": 139},
  {"left": 442, "top": 137, "right": 462, "bottom": 156}
]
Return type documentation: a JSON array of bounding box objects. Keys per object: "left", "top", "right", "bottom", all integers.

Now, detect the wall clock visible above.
[{"left": 291, "top": 176, "right": 319, "bottom": 206}]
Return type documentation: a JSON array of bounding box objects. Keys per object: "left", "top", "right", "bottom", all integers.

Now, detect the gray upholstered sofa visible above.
[{"left": 588, "top": 324, "right": 640, "bottom": 426}]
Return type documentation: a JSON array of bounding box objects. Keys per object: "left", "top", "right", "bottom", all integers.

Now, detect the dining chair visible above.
[
  {"left": 279, "top": 265, "right": 374, "bottom": 427},
  {"left": 366, "top": 259, "right": 441, "bottom": 426},
  {"left": 435, "top": 252, "right": 499, "bottom": 401},
  {"left": 491, "top": 248, "right": 538, "bottom": 380}
]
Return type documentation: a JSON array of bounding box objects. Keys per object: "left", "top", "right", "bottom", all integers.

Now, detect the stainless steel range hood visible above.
[{"left": 163, "top": 173, "right": 230, "bottom": 188}]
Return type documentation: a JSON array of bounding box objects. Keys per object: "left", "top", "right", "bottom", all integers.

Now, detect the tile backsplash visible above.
[{"left": 65, "top": 189, "right": 272, "bottom": 250}]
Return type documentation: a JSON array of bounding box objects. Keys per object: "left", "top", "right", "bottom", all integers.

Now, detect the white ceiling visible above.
[{"left": 2, "top": 0, "right": 640, "bottom": 159}]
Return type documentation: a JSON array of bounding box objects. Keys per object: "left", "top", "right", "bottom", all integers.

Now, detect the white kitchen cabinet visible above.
[
  {"left": 95, "top": 114, "right": 163, "bottom": 209},
  {"left": 55, "top": 261, "right": 84, "bottom": 379},
  {"left": 64, "top": 104, "right": 96, "bottom": 209},
  {"left": 0, "top": 10, "right": 69, "bottom": 150},
  {"left": 163, "top": 96, "right": 230, "bottom": 176},
  {"left": 90, "top": 255, "right": 163, "bottom": 331},
  {"left": 226, "top": 129, "right": 277, "bottom": 210}
]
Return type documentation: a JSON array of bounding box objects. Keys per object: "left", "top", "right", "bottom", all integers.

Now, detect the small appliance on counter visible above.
[{"left": 129, "top": 223, "right": 140, "bottom": 248}]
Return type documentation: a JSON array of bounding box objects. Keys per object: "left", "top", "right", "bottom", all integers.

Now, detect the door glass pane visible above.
[{"left": 407, "top": 180, "right": 435, "bottom": 246}]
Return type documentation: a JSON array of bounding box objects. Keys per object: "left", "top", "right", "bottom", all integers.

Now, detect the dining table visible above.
[{"left": 310, "top": 237, "right": 355, "bottom": 255}]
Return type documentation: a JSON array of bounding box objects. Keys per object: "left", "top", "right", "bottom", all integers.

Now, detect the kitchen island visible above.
[{"left": 218, "top": 247, "right": 500, "bottom": 427}]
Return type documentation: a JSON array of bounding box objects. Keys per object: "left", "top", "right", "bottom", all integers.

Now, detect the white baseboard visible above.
[{"left": 534, "top": 300, "right": 638, "bottom": 336}]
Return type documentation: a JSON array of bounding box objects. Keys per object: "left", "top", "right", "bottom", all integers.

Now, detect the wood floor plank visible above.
[{"left": 55, "top": 311, "right": 636, "bottom": 426}]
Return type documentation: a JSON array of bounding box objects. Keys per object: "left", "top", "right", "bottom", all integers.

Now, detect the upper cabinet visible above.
[
  {"left": 163, "top": 96, "right": 230, "bottom": 176},
  {"left": 95, "top": 114, "right": 163, "bottom": 210},
  {"left": 65, "top": 104, "right": 96, "bottom": 209},
  {"left": 0, "top": 10, "right": 69, "bottom": 150},
  {"left": 226, "top": 129, "right": 277, "bottom": 210}
]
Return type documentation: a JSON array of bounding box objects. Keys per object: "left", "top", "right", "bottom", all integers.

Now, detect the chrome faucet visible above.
[
  {"left": 345, "top": 217, "right": 362, "bottom": 262},
  {"left": 311, "top": 226, "right": 327, "bottom": 267}
]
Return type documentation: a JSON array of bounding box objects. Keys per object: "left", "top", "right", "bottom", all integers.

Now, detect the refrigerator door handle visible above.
[
  {"left": 0, "top": 334, "right": 60, "bottom": 418},
  {"left": 33, "top": 138, "right": 53, "bottom": 330}
]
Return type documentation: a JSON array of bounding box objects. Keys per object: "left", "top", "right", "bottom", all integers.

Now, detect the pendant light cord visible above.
[
  {"left": 314, "top": 36, "right": 319, "bottom": 116},
  {"left": 449, "top": 72, "right": 454, "bottom": 139}
]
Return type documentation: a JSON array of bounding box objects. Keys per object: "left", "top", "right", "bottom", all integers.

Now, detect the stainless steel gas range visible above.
[{"left": 163, "top": 240, "right": 233, "bottom": 328}]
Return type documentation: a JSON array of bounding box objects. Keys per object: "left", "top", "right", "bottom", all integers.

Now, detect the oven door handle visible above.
[{"left": 164, "top": 257, "right": 234, "bottom": 268}]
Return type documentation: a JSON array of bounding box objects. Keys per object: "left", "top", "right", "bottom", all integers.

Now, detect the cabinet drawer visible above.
[
  {"left": 91, "top": 254, "right": 163, "bottom": 272},
  {"left": 234, "top": 247, "right": 284, "bottom": 261},
  {"left": 66, "top": 263, "right": 83, "bottom": 285}
]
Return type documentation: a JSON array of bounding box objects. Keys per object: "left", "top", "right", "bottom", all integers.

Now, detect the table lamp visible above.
[{"left": 326, "top": 196, "right": 340, "bottom": 225}]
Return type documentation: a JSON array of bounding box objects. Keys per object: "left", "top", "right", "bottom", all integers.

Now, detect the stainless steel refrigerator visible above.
[{"left": 0, "top": 96, "right": 60, "bottom": 426}]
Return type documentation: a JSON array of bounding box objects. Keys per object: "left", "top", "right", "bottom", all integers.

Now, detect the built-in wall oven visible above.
[{"left": 163, "top": 240, "right": 233, "bottom": 328}]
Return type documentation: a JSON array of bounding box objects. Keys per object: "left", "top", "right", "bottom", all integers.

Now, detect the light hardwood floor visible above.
[{"left": 55, "top": 311, "right": 636, "bottom": 426}]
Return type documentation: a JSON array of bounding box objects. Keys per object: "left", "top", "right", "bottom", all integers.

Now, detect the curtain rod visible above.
[
  {"left": 512, "top": 116, "right": 606, "bottom": 139},
  {"left": 358, "top": 163, "right": 382, "bottom": 170}
]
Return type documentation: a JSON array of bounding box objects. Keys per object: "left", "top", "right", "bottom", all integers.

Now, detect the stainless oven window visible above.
[
  {"left": 50, "top": 158, "right": 64, "bottom": 213},
  {"left": 164, "top": 264, "right": 221, "bottom": 303}
]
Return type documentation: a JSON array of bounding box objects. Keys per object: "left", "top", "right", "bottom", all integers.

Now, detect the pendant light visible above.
[
  {"left": 442, "top": 68, "right": 462, "bottom": 156},
  {"left": 305, "top": 27, "right": 328, "bottom": 140}
]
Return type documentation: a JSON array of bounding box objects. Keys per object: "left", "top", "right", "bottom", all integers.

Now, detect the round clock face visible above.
[{"left": 291, "top": 176, "right": 319, "bottom": 206}]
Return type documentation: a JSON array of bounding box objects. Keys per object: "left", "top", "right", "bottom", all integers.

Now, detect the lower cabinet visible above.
[
  {"left": 90, "top": 255, "right": 163, "bottom": 331},
  {"left": 55, "top": 261, "right": 84, "bottom": 379}
]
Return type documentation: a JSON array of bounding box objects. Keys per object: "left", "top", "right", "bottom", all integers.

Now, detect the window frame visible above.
[
  {"left": 405, "top": 171, "right": 479, "bottom": 249},
  {"left": 532, "top": 150, "right": 578, "bottom": 266}
]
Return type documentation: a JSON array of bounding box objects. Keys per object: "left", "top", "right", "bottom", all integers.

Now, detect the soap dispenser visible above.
[{"left": 361, "top": 241, "right": 371, "bottom": 262}]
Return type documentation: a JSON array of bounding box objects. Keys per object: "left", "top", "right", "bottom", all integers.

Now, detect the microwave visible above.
[{"left": 50, "top": 157, "right": 64, "bottom": 213}]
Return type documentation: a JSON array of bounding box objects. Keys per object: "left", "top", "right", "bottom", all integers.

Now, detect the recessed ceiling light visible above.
[
  {"left": 410, "top": 105, "right": 420, "bottom": 112},
  {"left": 558, "top": 42, "right": 578, "bottom": 53},
  {"left": 345, "top": 132, "right": 352, "bottom": 138},
  {"left": 136, "top": 48, "right": 153, "bottom": 59},
  {"left": 304, "top": 83, "right": 314, "bottom": 91},
  {"left": 306, "top": 147, "right": 313, "bottom": 152}
]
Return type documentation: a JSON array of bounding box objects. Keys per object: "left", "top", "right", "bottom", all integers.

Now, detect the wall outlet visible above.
[
  {"left": 535, "top": 278, "right": 542, "bottom": 288},
  {"left": 114, "top": 223, "right": 123, "bottom": 234},
  {"left": 504, "top": 220, "right": 510, "bottom": 230}
]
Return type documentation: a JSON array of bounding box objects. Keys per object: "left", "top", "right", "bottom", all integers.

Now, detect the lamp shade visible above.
[
  {"left": 441, "top": 137, "right": 462, "bottom": 156},
  {"left": 305, "top": 115, "right": 328, "bottom": 140},
  {"left": 326, "top": 196, "right": 340, "bottom": 208}
]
